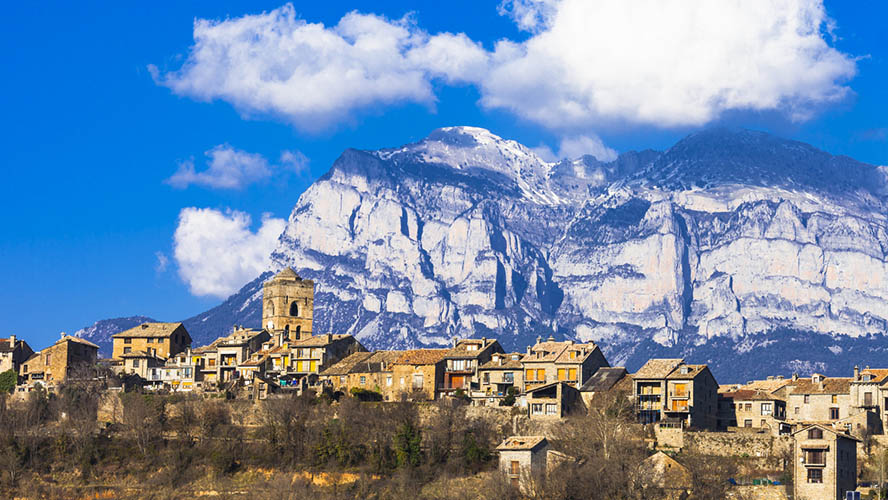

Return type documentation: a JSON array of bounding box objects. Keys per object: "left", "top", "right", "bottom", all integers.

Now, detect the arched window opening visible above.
[
  {"left": 295, "top": 325, "right": 302, "bottom": 340},
  {"left": 284, "top": 325, "right": 290, "bottom": 336},
  {"left": 290, "top": 302, "right": 299, "bottom": 317}
]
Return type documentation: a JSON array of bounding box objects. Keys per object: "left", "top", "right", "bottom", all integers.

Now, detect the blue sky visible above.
[{"left": 2, "top": 1, "right": 886, "bottom": 350}]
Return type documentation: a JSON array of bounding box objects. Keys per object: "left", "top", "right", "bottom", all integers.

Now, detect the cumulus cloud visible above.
[
  {"left": 154, "top": 1, "right": 856, "bottom": 132},
  {"left": 533, "top": 134, "right": 618, "bottom": 162},
  {"left": 173, "top": 208, "right": 285, "bottom": 298},
  {"left": 483, "top": 0, "right": 857, "bottom": 128},
  {"left": 151, "top": 4, "right": 488, "bottom": 131},
  {"left": 167, "top": 145, "right": 308, "bottom": 189}
]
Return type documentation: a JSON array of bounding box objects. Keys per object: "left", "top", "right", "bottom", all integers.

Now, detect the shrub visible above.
[
  {"left": 500, "top": 386, "right": 518, "bottom": 407},
  {"left": 350, "top": 387, "right": 383, "bottom": 402},
  {"left": 394, "top": 421, "right": 422, "bottom": 468},
  {"left": 0, "top": 369, "right": 17, "bottom": 394}
]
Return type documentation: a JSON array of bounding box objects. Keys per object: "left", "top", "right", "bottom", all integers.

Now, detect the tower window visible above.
[
  {"left": 290, "top": 302, "right": 299, "bottom": 316},
  {"left": 295, "top": 325, "right": 302, "bottom": 339}
]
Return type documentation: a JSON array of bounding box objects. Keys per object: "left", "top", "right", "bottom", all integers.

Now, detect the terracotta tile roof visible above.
[
  {"left": 396, "top": 349, "right": 447, "bottom": 365},
  {"left": 580, "top": 367, "right": 628, "bottom": 392},
  {"left": 216, "top": 328, "right": 266, "bottom": 346},
  {"left": 239, "top": 354, "right": 269, "bottom": 367},
  {"left": 113, "top": 322, "right": 187, "bottom": 339},
  {"left": 737, "top": 378, "right": 793, "bottom": 393},
  {"left": 445, "top": 339, "right": 499, "bottom": 359},
  {"left": 320, "top": 351, "right": 374, "bottom": 376},
  {"left": 62, "top": 335, "right": 100, "bottom": 349},
  {"left": 635, "top": 359, "right": 684, "bottom": 379},
  {"left": 291, "top": 334, "right": 352, "bottom": 347},
  {"left": 522, "top": 341, "right": 599, "bottom": 364},
  {"left": 666, "top": 364, "right": 708, "bottom": 380},
  {"left": 789, "top": 377, "right": 853, "bottom": 395},
  {"left": 719, "top": 389, "right": 777, "bottom": 401},
  {"left": 859, "top": 368, "right": 888, "bottom": 384},
  {"left": 496, "top": 436, "right": 547, "bottom": 451},
  {"left": 480, "top": 352, "right": 524, "bottom": 370}
]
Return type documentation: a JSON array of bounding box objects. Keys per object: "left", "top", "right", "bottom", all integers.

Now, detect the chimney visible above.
[
  {"left": 60, "top": 331, "right": 67, "bottom": 339},
  {"left": 792, "top": 373, "right": 799, "bottom": 381},
  {"left": 326, "top": 333, "right": 333, "bottom": 343},
  {"left": 776, "top": 375, "right": 784, "bottom": 380},
  {"left": 767, "top": 376, "right": 774, "bottom": 381},
  {"left": 854, "top": 365, "right": 860, "bottom": 381},
  {"left": 453, "top": 337, "right": 459, "bottom": 348},
  {"left": 526, "top": 345, "right": 532, "bottom": 355},
  {"left": 536, "top": 336, "right": 542, "bottom": 345},
  {"left": 8, "top": 335, "right": 14, "bottom": 346},
  {"left": 481, "top": 337, "right": 487, "bottom": 347},
  {"left": 547, "top": 335, "right": 555, "bottom": 342}
]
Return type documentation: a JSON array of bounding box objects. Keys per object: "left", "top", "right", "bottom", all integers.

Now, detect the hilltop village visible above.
[{"left": 3, "top": 269, "right": 888, "bottom": 499}]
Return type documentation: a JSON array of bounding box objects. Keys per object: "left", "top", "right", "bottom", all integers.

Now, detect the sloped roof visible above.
[
  {"left": 496, "top": 436, "right": 547, "bottom": 451},
  {"left": 719, "top": 389, "right": 776, "bottom": 401},
  {"left": 523, "top": 340, "right": 600, "bottom": 364},
  {"left": 291, "top": 334, "right": 353, "bottom": 347},
  {"left": 789, "top": 377, "right": 853, "bottom": 395},
  {"left": 666, "top": 364, "right": 708, "bottom": 380},
  {"left": 0, "top": 338, "right": 17, "bottom": 352},
  {"left": 62, "top": 335, "right": 100, "bottom": 349},
  {"left": 445, "top": 339, "right": 499, "bottom": 359},
  {"left": 635, "top": 359, "right": 684, "bottom": 379},
  {"left": 737, "top": 378, "right": 793, "bottom": 393},
  {"left": 113, "top": 322, "right": 186, "bottom": 339},
  {"left": 216, "top": 328, "right": 267, "bottom": 346},
  {"left": 580, "top": 367, "right": 628, "bottom": 392},
  {"left": 859, "top": 368, "right": 888, "bottom": 384},
  {"left": 640, "top": 452, "right": 691, "bottom": 488},
  {"left": 480, "top": 352, "right": 524, "bottom": 370},
  {"left": 792, "top": 423, "right": 861, "bottom": 442},
  {"left": 274, "top": 267, "right": 300, "bottom": 279},
  {"left": 396, "top": 349, "right": 447, "bottom": 365},
  {"left": 321, "top": 352, "right": 374, "bottom": 376},
  {"left": 120, "top": 350, "right": 164, "bottom": 360}
]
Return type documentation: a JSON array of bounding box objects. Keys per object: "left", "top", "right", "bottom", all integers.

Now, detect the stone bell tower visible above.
[{"left": 262, "top": 268, "right": 314, "bottom": 341}]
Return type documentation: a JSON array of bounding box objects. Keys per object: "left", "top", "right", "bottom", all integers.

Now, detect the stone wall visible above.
[{"left": 685, "top": 431, "right": 792, "bottom": 459}]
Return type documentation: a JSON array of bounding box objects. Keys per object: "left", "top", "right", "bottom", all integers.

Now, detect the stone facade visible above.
[
  {"left": 19, "top": 335, "right": 98, "bottom": 386},
  {"left": 526, "top": 381, "right": 582, "bottom": 419},
  {"left": 520, "top": 337, "right": 609, "bottom": 393},
  {"left": 792, "top": 425, "right": 858, "bottom": 500},
  {"left": 786, "top": 374, "right": 853, "bottom": 423},
  {"left": 634, "top": 358, "right": 719, "bottom": 430},
  {"left": 718, "top": 389, "right": 789, "bottom": 435},
  {"left": 497, "top": 436, "right": 550, "bottom": 492},
  {"left": 439, "top": 338, "right": 503, "bottom": 397},
  {"left": 0, "top": 335, "right": 34, "bottom": 374},
  {"left": 476, "top": 352, "right": 524, "bottom": 406},
  {"left": 390, "top": 349, "right": 447, "bottom": 401},
  {"left": 111, "top": 322, "right": 191, "bottom": 361},
  {"left": 262, "top": 268, "right": 314, "bottom": 341}
]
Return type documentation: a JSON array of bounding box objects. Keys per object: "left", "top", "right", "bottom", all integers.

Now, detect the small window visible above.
[
  {"left": 289, "top": 302, "right": 299, "bottom": 317},
  {"left": 483, "top": 372, "right": 490, "bottom": 384},
  {"left": 804, "top": 395, "right": 810, "bottom": 404},
  {"left": 147, "top": 338, "right": 154, "bottom": 343},
  {"left": 795, "top": 406, "right": 800, "bottom": 414},
  {"left": 830, "top": 407, "right": 839, "bottom": 420},
  {"left": 45, "top": 354, "right": 51, "bottom": 365},
  {"left": 386, "top": 375, "right": 392, "bottom": 387},
  {"left": 808, "top": 428, "right": 823, "bottom": 439},
  {"left": 531, "top": 403, "right": 543, "bottom": 415},
  {"left": 132, "top": 359, "right": 140, "bottom": 368},
  {"left": 546, "top": 403, "right": 558, "bottom": 415},
  {"left": 510, "top": 460, "right": 520, "bottom": 475},
  {"left": 123, "top": 347, "right": 132, "bottom": 354},
  {"left": 761, "top": 403, "right": 773, "bottom": 416},
  {"left": 807, "top": 468, "right": 822, "bottom": 484},
  {"left": 831, "top": 394, "right": 838, "bottom": 404},
  {"left": 360, "top": 376, "right": 366, "bottom": 385},
  {"left": 413, "top": 373, "right": 424, "bottom": 389},
  {"left": 124, "top": 338, "right": 132, "bottom": 344},
  {"left": 744, "top": 419, "right": 752, "bottom": 428}
]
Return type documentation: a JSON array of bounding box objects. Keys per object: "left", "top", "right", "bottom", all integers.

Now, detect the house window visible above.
[
  {"left": 133, "top": 359, "right": 140, "bottom": 368},
  {"left": 466, "top": 344, "right": 478, "bottom": 351},
  {"left": 124, "top": 338, "right": 132, "bottom": 344},
  {"left": 123, "top": 347, "right": 132, "bottom": 354},
  {"left": 339, "top": 376, "right": 346, "bottom": 384},
  {"left": 147, "top": 338, "right": 154, "bottom": 343},
  {"left": 531, "top": 403, "right": 544, "bottom": 415},
  {"left": 795, "top": 407, "right": 800, "bottom": 415},
  {"left": 525, "top": 369, "right": 534, "bottom": 381},
  {"left": 386, "top": 375, "right": 392, "bottom": 386},
  {"left": 806, "top": 449, "right": 825, "bottom": 466},
  {"left": 360, "top": 376, "right": 366, "bottom": 385},
  {"left": 808, "top": 428, "right": 823, "bottom": 439},
  {"left": 452, "top": 359, "right": 466, "bottom": 371},
  {"left": 510, "top": 461, "right": 520, "bottom": 475},
  {"left": 504, "top": 372, "right": 514, "bottom": 384},
  {"left": 483, "top": 372, "right": 490, "bottom": 384},
  {"left": 400, "top": 377, "right": 405, "bottom": 386},
  {"left": 510, "top": 477, "right": 519, "bottom": 488},
  {"left": 536, "top": 369, "right": 545, "bottom": 381},
  {"left": 568, "top": 368, "right": 577, "bottom": 380},
  {"left": 829, "top": 408, "right": 839, "bottom": 420},
  {"left": 804, "top": 395, "right": 810, "bottom": 404},
  {"left": 413, "top": 373, "right": 424, "bottom": 389},
  {"left": 673, "top": 383, "right": 688, "bottom": 397},
  {"left": 744, "top": 403, "right": 752, "bottom": 411},
  {"left": 761, "top": 403, "right": 773, "bottom": 416},
  {"left": 557, "top": 368, "right": 566, "bottom": 381},
  {"left": 569, "top": 351, "right": 576, "bottom": 359},
  {"left": 184, "top": 368, "right": 191, "bottom": 377},
  {"left": 807, "top": 469, "right": 823, "bottom": 483},
  {"left": 831, "top": 395, "right": 838, "bottom": 404},
  {"left": 760, "top": 419, "right": 766, "bottom": 427},
  {"left": 744, "top": 419, "right": 752, "bottom": 428},
  {"left": 289, "top": 302, "right": 299, "bottom": 316},
  {"left": 864, "top": 392, "right": 873, "bottom": 406},
  {"left": 546, "top": 404, "right": 558, "bottom": 415}
]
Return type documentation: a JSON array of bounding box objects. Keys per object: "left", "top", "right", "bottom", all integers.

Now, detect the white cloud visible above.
[
  {"left": 151, "top": 4, "right": 487, "bottom": 131},
  {"left": 154, "top": 1, "right": 856, "bottom": 133},
  {"left": 173, "top": 207, "right": 285, "bottom": 298},
  {"left": 154, "top": 251, "right": 169, "bottom": 273},
  {"left": 533, "top": 134, "right": 618, "bottom": 162},
  {"left": 482, "top": 0, "right": 857, "bottom": 128},
  {"left": 167, "top": 145, "right": 308, "bottom": 189}
]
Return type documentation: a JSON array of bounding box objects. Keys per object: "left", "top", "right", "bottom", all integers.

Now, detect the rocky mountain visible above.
[
  {"left": 81, "top": 127, "right": 888, "bottom": 381},
  {"left": 73, "top": 316, "right": 156, "bottom": 358}
]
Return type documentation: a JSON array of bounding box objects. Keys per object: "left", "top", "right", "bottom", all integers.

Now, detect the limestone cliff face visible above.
[{"left": 263, "top": 126, "right": 888, "bottom": 371}]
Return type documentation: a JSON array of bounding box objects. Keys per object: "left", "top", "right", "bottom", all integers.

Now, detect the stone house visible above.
[
  {"left": 262, "top": 267, "right": 314, "bottom": 341},
  {"left": 320, "top": 351, "right": 401, "bottom": 399},
  {"left": 475, "top": 352, "right": 524, "bottom": 406},
  {"left": 391, "top": 349, "right": 447, "bottom": 401},
  {"left": 111, "top": 322, "right": 191, "bottom": 362},
  {"left": 157, "top": 348, "right": 202, "bottom": 391},
  {"left": 717, "top": 389, "right": 790, "bottom": 435},
  {"left": 215, "top": 327, "right": 270, "bottom": 383},
  {"left": 639, "top": 451, "right": 692, "bottom": 499},
  {"left": 520, "top": 337, "right": 609, "bottom": 393},
  {"left": 285, "top": 334, "right": 365, "bottom": 385},
  {"left": 120, "top": 350, "right": 166, "bottom": 381},
  {"left": 19, "top": 335, "right": 99, "bottom": 386},
  {"left": 497, "top": 436, "right": 550, "bottom": 492},
  {"left": 0, "top": 335, "right": 34, "bottom": 375},
  {"left": 579, "top": 366, "right": 629, "bottom": 408},
  {"left": 633, "top": 358, "right": 719, "bottom": 430},
  {"left": 786, "top": 374, "right": 854, "bottom": 423},
  {"left": 849, "top": 366, "right": 888, "bottom": 433},
  {"left": 526, "top": 381, "right": 583, "bottom": 419},
  {"left": 439, "top": 338, "right": 503, "bottom": 397},
  {"left": 792, "top": 424, "right": 858, "bottom": 500}
]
